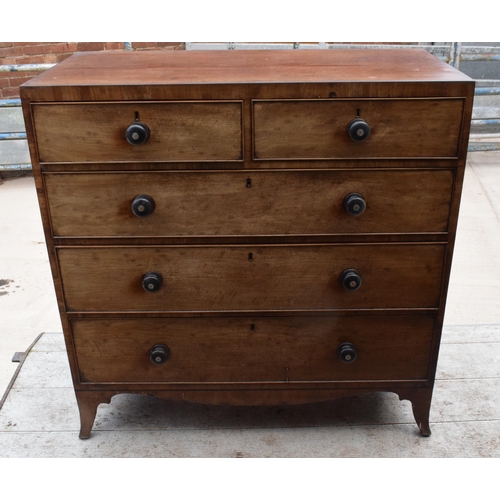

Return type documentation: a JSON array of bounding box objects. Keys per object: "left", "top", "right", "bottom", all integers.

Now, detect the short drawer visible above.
[
  {"left": 32, "top": 101, "right": 243, "bottom": 162},
  {"left": 58, "top": 244, "right": 445, "bottom": 312},
  {"left": 253, "top": 98, "right": 464, "bottom": 159},
  {"left": 45, "top": 169, "right": 454, "bottom": 237},
  {"left": 71, "top": 315, "right": 435, "bottom": 384}
]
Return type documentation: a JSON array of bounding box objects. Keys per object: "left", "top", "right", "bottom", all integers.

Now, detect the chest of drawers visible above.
[{"left": 20, "top": 49, "right": 474, "bottom": 439}]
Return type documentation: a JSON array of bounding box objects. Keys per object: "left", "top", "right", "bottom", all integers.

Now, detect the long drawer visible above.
[
  {"left": 253, "top": 99, "right": 464, "bottom": 159},
  {"left": 71, "top": 315, "right": 435, "bottom": 384},
  {"left": 57, "top": 244, "right": 446, "bottom": 312},
  {"left": 45, "top": 169, "right": 454, "bottom": 237},
  {"left": 32, "top": 101, "right": 243, "bottom": 162}
]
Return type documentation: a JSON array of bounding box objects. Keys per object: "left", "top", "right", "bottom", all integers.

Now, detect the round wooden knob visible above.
[
  {"left": 339, "top": 342, "right": 357, "bottom": 363},
  {"left": 126, "top": 122, "right": 150, "bottom": 145},
  {"left": 131, "top": 194, "right": 155, "bottom": 217},
  {"left": 341, "top": 269, "right": 362, "bottom": 291},
  {"left": 347, "top": 118, "right": 370, "bottom": 142},
  {"left": 150, "top": 344, "right": 170, "bottom": 365},
  {"left": 344, "top": 193, "right": 366, "bottom": 216},
  {"left": 142, "top": 272, "right": 163, "bottom": 293}
]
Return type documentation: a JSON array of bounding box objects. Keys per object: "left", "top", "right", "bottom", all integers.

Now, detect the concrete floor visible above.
[
  {"left": 1, "top": 325, "right": 499, "bottom": 457},
  {"left": 0, "top": 174, "right": 62, "bottom": 396},
  {"left": 1, "top": 154, "right": 500, "bottom": 456}
]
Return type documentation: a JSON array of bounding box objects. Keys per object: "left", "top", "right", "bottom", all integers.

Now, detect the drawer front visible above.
[
  {"left": 45, "top": 169, "right": 454, "bottom": 237},
  {"left": 32, "top": 102, "right": 243, "bottom": 162},
  {"left": 253, "top": 99, "right": 464, "bottom": 159},
  {"left": 58, "top": 244, "right": 445, "bottom": 312},
  {"left": 71, "top": 315, "right": 435, "bottom": 383}
]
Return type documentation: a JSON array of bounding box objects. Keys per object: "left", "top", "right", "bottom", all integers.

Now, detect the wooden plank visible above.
[
  {"left": 44, "top": 169, "right": 455, "bottom": 237},
  {"left": 254, "top": 99, "right": 464, "bottom": 159},
  {"left": 71, "top": 315, "right": 435, "bottom": 383},
  {"left": 57, "top": 244, "right": 446, "bottom": 312},
  {"left": 33, "top": 102, "right": 243, "bottom": 163},
  {"left": 22, "top": 50, "right": 472, "bottom": 87}
]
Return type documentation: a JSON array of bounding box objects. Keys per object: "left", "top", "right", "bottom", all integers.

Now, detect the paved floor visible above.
[
  {"left": 1, "top": 154, "right": 500, "bottom": 456},
  {"left": 1, "top": 326, "right": 499, "bottom": 457}
]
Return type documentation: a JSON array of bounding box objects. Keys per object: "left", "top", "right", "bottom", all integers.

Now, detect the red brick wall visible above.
[
  {"left": 0, "top": 42, "right": 185, "bottom": 98},
  {"left": 1, "top": 42, "right": 415, "bottom": 99}
]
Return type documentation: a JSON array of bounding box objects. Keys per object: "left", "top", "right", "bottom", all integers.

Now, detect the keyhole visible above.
[
  {"left": 135, "top": 111, "right": 140, "bottom": 122},
  {"left": 250, "top": 324, "right": 255, "bottom": 331},
  {"left": 246, "top": 178, "right": 252, "bottom": 188},
  {"left": 356, "top": 108, "right": 361, "bottom": 118},
  {"left": 248, "top": 252, "right": 253, "bottom": 261}
]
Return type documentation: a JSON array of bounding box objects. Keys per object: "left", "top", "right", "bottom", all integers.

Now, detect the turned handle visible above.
[
  {"left": 126, "top": 122, "right": 150, "bottom": 145},
  {"left": 142, "top": 272, "right": 163, "bottom": 293},
  {"left": 341, "top": 269, "right": 362, "bottom": 291},
  {"left": 338, "top": 342, "right": 357, "bottom": 363},
  {"left": 131, "top": 194, "right": 155, "bottom": 217},
  {"left": 344, "top": 193, "right": 366, "bottom": 216},
  {"left": 150, "top": 344, "right": 170, "bottom": 365},
  {"left": 347, "top": 118, "right": 370, "bottom": 142}
]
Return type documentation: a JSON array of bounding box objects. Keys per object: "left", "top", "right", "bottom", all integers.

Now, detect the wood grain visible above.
[
  {"left": 57, "top": 244, "right": 446, "bottom": 312},
  {"left": 33, "top": 102, "right": 243, "bottom": 163},
  {"left": 19, "top": 49, "right": 474, "bottom": 438},
  {"left": 44, "top": 169, "right": 454, "bottom": 238},
  {"left": 254, "top": 99, "right": 464, "bottom": 159},
  {"left": 71, "top": 315, "right": 435, "bottom": 383},
  {"left": 22, "top": 50, "right": 471, "bottom": 87}
]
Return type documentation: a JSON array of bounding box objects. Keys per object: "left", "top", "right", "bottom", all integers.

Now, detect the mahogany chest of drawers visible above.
[{"left": 21, "top": 49, "right": 474, "bottom": 438}]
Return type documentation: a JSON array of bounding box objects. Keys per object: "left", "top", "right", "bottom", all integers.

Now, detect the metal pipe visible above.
[
  {"left": 475, "top": 87, "right": 500, "bottom": 95},
  {"left": 0, "top": 163, "right": 32, "bottom": 171},
  {"left": 449, "top": 42, "right": 462, "bottom": 68},
  {"left": 460, "top": 46, "right": 500, "bottom": 54},
  {"left": 185, "top": 42, "right": 452, "bottom": 61},
  {"left": 0, "top": 63, "right": 55, "bottom": 72},
  {"left": 186, "top": 42, "right": 451, "bottom": 53},
  {"left": 0, "top": 132, "right": 27, "bottom": 140},
  {"left": 471, "top": 119, "right": 500, "bottom": 126},
  {"left": 468, "top": 143, "right": 500, "bottom": 152},
  {"left": 0, "top": 98, "right": 22, "bottom": 107},
  {"left": 461, "top": 54, "right": 500, "bottom": 62}
]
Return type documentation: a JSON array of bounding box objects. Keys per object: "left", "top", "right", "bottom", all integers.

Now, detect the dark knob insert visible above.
[
  {"left": 347, "top": 118, "right": 370, "bottom": 142},
  {"left": 126, "top": 122, "right": 150, "bottom": 145},
  {"left": 142, "top": 272, "right": 163, "bottom": 293},
  {"left": 341, "top": 269, "right": 362, "bottom": 291},
  {"left": 339, "top": 342, "right": 357, "bottom": 363},
  {"left": 131, "top": 194, "right": 155, "bottom": 217},
  {"left": 344, "top": 193, "right": 366, "bottom": 216},
  {"left": 150, "top": 344, "right": 170, "bottom": 365}
]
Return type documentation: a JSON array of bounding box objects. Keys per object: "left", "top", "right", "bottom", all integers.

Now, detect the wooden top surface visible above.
[{"left": 22, "top": 49, "right": 471, "bottom": 87}]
